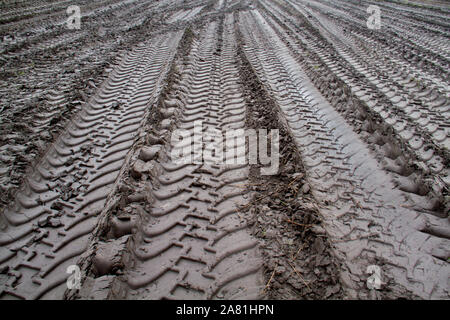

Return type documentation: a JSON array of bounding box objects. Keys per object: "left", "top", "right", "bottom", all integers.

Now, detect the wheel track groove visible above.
[
  {"left": 73, "top": 16, "right": 264, "bottom": 300},
  {"left": 0, "top": 33, "right": 182, "bottom": 300},
  {"left": 238, "top": 8, "right": 449, "bottom": 299},
  {"left": 259, "top": 0, "right": 449, "bottom": 213}
]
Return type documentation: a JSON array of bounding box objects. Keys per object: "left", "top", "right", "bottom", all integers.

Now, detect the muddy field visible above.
[{"left": 0, "top": 0, "right": 448, "bottom": 300}]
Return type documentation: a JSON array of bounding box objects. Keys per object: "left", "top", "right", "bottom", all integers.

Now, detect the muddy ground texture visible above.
[{"left": 0, "top": 0, "right": 449, "bottom": 300}]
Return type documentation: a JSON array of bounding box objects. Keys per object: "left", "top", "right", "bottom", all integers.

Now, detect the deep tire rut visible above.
[
  {"left": 68, "top": 16, "right": 264, "bottom": 300},
  {"left": 0, "top": 33, "right": 182, "bottom": 299},
  {"left": 123, "top": 18, "right": 263, "bottom": 299},
  {"left": 1, "top": 0, "right": 449, "bottom": 300},
  {"left": 238, "top": 8, "right": 449, "bottom": 299}
]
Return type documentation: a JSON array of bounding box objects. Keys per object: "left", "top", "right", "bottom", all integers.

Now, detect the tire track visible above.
[
  {"left": 0, "top": 33, "right": 182, "bottom": 300},
  {"left": 1, "top": 0, "right": 449, "bottom": 301},
  {"left": 0, "top": 0, "right": 185, "bottom": 221},
  {"left": 311, "top": 0, "right": 450, "bottom": 63},
  {"left": 238, "top": 8, "right": 449, "bottom": 299},
  {"left": 259, "top": 0, "right": 448, "bottom": 214},
  {"left": 294, "top": 0, "right": 450, "bottom": 152},
  {"left": 72, "top": 16, "right": 264, "bottom": 300},
  {"left": 302, "top": 0, "right": 450, "bottom": 78}
]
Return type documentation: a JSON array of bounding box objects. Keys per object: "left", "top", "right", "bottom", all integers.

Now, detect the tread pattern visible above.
[
  {"left": 238, "top": 8, "right": 449, "bottom": 299},
  {"left": 114, "top": 17, "right": 264, "bottom": 300},
  {"left": 0, "top": 33, "right": 181, "bottom": 300}
]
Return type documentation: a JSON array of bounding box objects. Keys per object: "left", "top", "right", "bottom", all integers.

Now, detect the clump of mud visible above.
[{"left": 235, "top": 28, "right": 343, "bottom": 299}]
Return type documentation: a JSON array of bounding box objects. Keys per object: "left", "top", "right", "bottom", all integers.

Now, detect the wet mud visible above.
[{"left": 0, "top": 0, "right": 448, "bottom": 300}]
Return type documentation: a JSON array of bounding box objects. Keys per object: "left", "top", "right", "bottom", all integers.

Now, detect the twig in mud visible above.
[
  {"left": 280, "top": 200, "right": 289, "bottom": 206},
  {"left": 240, "top": 194, "right": 288, "bottom": 213},
  {"left": 237, "top": 175, "right": 304, "bottom": 212},
  {"left": 229, "top": 182, "right": 266, "bottom": 190},
  {"left": 287, "top": 174, "right": 303, "bottom": 188},
  {"left": 288, "top": 261, "right": 310, "bottom": 290},
  {"left": 237, "top": 186, "right": 282, "bottom": 211},
  {"left": 292, "top": 243, "right": 306, "bottom": 261},
  {"left": 285, "top": 218, "right": 314, "bottom": 229},
  {"left": 262, "top": 269, "right": 276, "bottom": 294}
]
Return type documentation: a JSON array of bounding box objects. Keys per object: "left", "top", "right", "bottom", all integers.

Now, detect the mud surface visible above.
[{"left": 0, "top": 0, "right": 449, "bottom": 300}]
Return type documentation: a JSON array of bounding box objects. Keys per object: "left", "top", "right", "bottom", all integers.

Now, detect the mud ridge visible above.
[
  {"left": 235, "top": 21, "right": 344, "bottom": 299},
  {"left": 259, "top": 0, "right": 449, "bottom": 217},
  {"left": 237, "top": 7, "right": 448, "bottom": 299}
]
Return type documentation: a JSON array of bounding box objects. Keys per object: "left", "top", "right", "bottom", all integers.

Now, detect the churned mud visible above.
[
  {"left": 0, "top": 0, "right": 449, "bottom": 300},
  {"left": 237, "top": 34, "right": 343, "bottom": 299}
]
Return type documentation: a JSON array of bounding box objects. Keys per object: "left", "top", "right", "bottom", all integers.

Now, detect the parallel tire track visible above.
[
  {"left": 238, "top": 8, "right": 449, "bottom": 299},
  {"left": 0, "top": 33, "right": 182, "bottom": 299},
  {"left": 1, "top": 0, "right": 449, "bottom": 301},
  {"left": 75, "top": 16, "right": 264, "bottom": 300}
]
